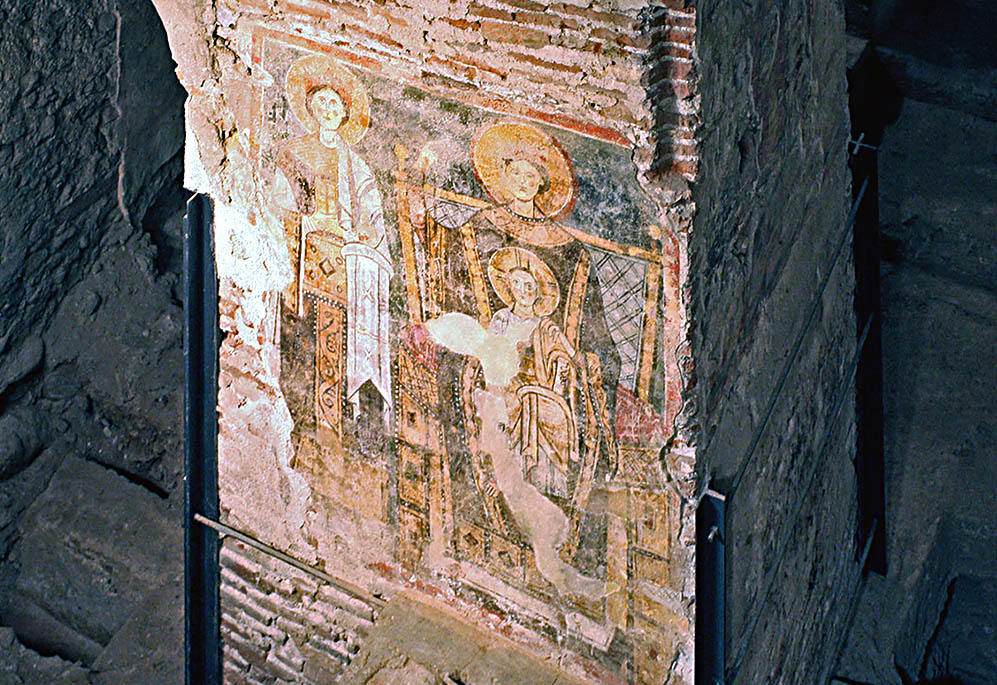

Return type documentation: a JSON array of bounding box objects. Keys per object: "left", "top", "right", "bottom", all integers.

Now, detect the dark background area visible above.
[
  {"left": 0, "top": 1, "right": 187, "bottom": 681},
  {"left": 833, "top": 1, "right": 996, "bottom": 683}
]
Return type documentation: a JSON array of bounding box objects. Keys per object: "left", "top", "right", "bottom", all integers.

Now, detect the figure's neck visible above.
[
  {"left": 512, "top": 303, "right": 537, "bottom": 319},
  {"left": 483, "top": 206, "right": 573, "bottom": 248},
  {"left": 319, "top": 128, "right": 342, "bottom": 147},
  {"left": 509, "top": 197, "right": 539, "bottom": 218}
]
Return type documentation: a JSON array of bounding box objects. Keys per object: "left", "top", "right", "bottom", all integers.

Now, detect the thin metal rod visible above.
[
  {"left": 727, "top": 177, "right": 869, "bottom": 499},
  {"left": 726, "top": 315, "right": 874, "bottom": 682},
  {"left": 823, "top": 520, "right": 879, "bottom": 685},
  {"left": 848, "top": 138, "right": 879, "bottom": 153},
  {"left": 194, "top": 513, "right": 387, "bottom": 609}
]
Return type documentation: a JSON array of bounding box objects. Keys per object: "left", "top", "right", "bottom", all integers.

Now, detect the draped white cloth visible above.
[
  {"left": 334, "top": 135, "right": 393, "bottom": 418},
  {"left": 343, "top": 242, "right": 392, "bottom": 417},
  {"left": 273, "top": 132, "right": 393, "bottom": 421}
]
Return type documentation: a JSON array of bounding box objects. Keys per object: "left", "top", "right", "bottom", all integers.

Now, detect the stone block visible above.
[
  {"left": 2, "top": 597, "right": 104, "bottom": 667},
  {"left": 7, "top": 456, "right": 181, "bottom": 652},
  {"left": 89, "top": 581, "right": 184, "bottom": 684},
  {"left": 0, "top": 627, "right": 91, "bottom": 685}
]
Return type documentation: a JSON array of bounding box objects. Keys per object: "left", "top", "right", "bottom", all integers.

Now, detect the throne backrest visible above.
[{"left": 393, "top": 152, "right": 664, "bottom": 404}]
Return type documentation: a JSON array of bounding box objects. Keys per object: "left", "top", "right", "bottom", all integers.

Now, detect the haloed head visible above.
[{"left": 306, "top": 86, "right": 349, "bottom": 131}]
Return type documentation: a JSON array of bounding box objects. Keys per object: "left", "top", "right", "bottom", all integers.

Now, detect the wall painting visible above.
[{"left": 245, "top": 27, "right": 684, "bottom": 671}]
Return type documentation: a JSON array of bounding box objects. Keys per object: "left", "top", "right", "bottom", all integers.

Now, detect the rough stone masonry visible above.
[
  {"left": 690, "top": 0, "right": 857, "bottom": 682},
  {"left": 150, "top": 0, "right": 856, "bottom": 682},
  {"left": 0, "top": 0, "right": 188, "bottom": 681}
]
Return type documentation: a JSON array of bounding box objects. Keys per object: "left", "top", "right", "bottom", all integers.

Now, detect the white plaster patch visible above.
[
  {"left": 183, "top": 106, "right": 213, "bottom": 195},
  {"left": 424, "top": 313, "right": 519, "bottom": 386}
]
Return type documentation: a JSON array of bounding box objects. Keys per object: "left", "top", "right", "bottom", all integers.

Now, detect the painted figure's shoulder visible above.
[
  {"left": 278, "top": 134, "right": 332, "bottom": 172},
  {"left": 276, "top": 136, "right": 304, "bottom": 172},
  {"left": 469, "top": 204, "right": 504, "bottom": 226},
  {"left": 347, "top": 144, "right": 371, "bottom": 164},
  {"left": 280, "top": 133, "right": 316, "bottom": 158}
]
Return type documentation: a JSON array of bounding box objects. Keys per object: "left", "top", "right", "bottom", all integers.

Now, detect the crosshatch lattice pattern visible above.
[
  {"left": 588, "top": 247, "right": 648, "bottom": 392},
  {"left": 426, "top": 196, "right": 482, "bottom": 230}
]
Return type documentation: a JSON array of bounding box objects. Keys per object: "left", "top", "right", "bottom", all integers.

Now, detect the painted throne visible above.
[{"left": 390, "top": 144, "right": 677, "bottom": 649}]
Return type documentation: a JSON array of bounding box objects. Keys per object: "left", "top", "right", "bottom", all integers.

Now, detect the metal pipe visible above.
[
  {"left": 194, "top": 513, "right": 387, "bottom": 609},
  {"left": 696, "top": 490, "right": 727, "bottom": 685},
  {"left": 184, "top": 194, "right": 221, "bottom": 685}
]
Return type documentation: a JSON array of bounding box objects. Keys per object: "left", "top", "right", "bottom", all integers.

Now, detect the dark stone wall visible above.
[
  {"left": 0, "top": 1, "right": 187, "bottom": 681},
  {"left": 0, "top": 0, "right": 181, "bottom": 351},
  {"left": 835, "top": 93, "right": 997, "bottom": 685},
  {"left": 690, "top": 0, "right": 858, "bottom": 681},
  {"left": 0, "top": 2, "right": 120, "bottom": 352}
]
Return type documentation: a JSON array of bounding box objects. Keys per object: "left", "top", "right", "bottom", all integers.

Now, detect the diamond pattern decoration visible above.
[
  {"left": 427, "top": 196, "right": 482, "bottom": 229},
  {"left": 398, "top": 346, "right": 438, "bottom": 409},
  {"left": 588, "top": 247, "right": 647, "bottom": 391}
]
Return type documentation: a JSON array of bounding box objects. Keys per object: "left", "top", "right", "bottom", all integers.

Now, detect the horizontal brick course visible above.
[
  {"left": 236, "top": 0, "right": 700, "bottom": 178},
  {"left": 219, "top": 539, "right": 377, "bottom": 684},
  {"left": 479, "top": 19, "right": 551, "bottom": 48},
  {"left": 468, "top": 2, "right": 513, "bottom": 22},
  {"left": 494, "top": 0, "right": 548, "bottom": 13},
  {"left": 507, "top": 50, "right": 582, "bottom": 74},
  {"left": 550, "top": 2, "right": 636, "bottom": 30}
]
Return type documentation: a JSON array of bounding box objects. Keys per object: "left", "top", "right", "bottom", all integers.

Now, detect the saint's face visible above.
[
  {"left": 504, "top": 160, "right": 544, "bottom": 204},
  {"left": 508, "top": 269, "right": 539, "bottom": 309},
  {"left": 309, "top": 88, "right": 347, "bottom": 131}
]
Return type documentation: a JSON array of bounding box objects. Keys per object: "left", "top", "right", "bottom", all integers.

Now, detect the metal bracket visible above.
[{"left": 696, "top": 490, "right": 727, "bottom": 685}]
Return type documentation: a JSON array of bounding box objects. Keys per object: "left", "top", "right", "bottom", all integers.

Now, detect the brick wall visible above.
[
  {"left": 219, "top": 539, "right": 379, "bottom": 684},
  {"left": 153, "top": 0, "right": 704, "bottom": 681},
  {"left": 236, "top": 0, "right": 698, "bottom": 164},
  {"left": 688, "top": 0, "right": 858, "bottom": 681},
  {"left": 157, "top": 0, "right": 699, "bottom": 200}
]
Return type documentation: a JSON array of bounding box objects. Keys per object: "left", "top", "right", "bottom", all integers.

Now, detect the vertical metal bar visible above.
[
  {"left": 851, "top": 142, "right": 887, "bottom": 575},
  {"left": 847, "top": 45, "right": 899, "bottom": 577},
  {"left": 696, "top": 490, "right": 726, "bottom": 685},
  {"left": 184, "top": 194, "right": 221, "bottom": 685}
]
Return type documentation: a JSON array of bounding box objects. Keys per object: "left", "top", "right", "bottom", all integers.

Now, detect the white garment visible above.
[
  {"left": 332, "top": 134, "right": 393, "bottom": 417},
  {"left": 273, "top": 131, "right": 393, "bottom": 417},
  {"left": 343, "top": 243, "right": 392, "bottom": 416}
]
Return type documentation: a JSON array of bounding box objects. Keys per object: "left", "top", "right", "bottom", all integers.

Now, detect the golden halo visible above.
[
  {"left": 487, "top": 247, "right": 560, "bottom": 318},
  {"left": 285, "top": 55, "right": 370, "bottom": 145},
  {"left": 472, "top": 121, "right": 577, "bottom": 220}
]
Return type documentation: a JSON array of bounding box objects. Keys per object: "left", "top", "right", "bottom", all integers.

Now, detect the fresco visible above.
[{"left": 251, "top": 31, "right": 682, "bottom": 659}]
